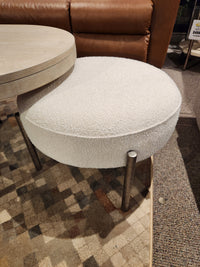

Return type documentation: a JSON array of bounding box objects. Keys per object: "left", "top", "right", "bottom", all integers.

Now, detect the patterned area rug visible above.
[{"left": 0, "top": 116, "right": 152, "bottom": 267}]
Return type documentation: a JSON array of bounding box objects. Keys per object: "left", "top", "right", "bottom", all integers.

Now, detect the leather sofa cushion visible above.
[
  {"left": 71, "top": 0, "right": 153, "bottom": 34},
  {"left": 0, "top": 0, "right": 71, "bottom": 31},
  {"left": 74, "top": 33, "right": 150, "bottom": 62}
]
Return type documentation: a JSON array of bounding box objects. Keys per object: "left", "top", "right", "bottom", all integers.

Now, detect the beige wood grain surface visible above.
[{"left": 0, "top": 25, "right": 76, "bottom": 100}]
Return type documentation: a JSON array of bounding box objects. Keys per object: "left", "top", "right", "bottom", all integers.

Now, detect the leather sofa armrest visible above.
[{"left": 148, "top": 0, "right": 180, "bottom": 68}]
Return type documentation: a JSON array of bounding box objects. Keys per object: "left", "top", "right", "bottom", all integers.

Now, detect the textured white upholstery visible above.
[{"left": 18, "top": 57, "right": 182, "bottom": 168}]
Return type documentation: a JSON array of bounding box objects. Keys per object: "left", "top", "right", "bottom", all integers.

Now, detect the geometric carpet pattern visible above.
[{"left": 0, "top": 116, "right": 151, "bottom": 267}]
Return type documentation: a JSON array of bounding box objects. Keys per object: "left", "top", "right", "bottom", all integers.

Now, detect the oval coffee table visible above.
[{"left": 0, "top": 25, "right": 76, "bottom": 170}]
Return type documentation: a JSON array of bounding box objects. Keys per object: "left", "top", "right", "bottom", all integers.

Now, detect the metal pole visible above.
[
  {"left": 15, "top": 112, "right": 42, "bottom": 171},
  {"left": 121, "top": 150, "right": 137, "bottom": 211},
  {"left": 184, "top": 0, "right": 199, "bottom": 70},
  {"left": 183, "top": 39, "right": 194, "bottom": 70},
  {"left": 186, "top": 0, "right": 198, "bottom": 39}
]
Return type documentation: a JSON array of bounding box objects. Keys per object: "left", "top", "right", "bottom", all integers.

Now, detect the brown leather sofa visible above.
[{"left": 0, "top": 0, "right": 180, "bottom": 68}]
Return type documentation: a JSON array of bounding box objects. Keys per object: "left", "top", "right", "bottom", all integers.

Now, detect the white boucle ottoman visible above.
[{"left": 17, "top": 57, "right": 182, "bottom": 211}]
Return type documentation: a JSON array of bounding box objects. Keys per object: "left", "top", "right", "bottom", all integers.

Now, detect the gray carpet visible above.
[
  {"left": 153, "top": 118, "right": 200, "bottom": 266},
  {"left": 153, "top": 54, "right": 200, "bottom": 266},
  {"left": 163, "top": 51, "right": 200, "bottom": 118}
]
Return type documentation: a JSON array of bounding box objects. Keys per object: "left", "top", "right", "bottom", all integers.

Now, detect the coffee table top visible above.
[{"left": 0, "top": 25, "right": 76, "bottom": 100}]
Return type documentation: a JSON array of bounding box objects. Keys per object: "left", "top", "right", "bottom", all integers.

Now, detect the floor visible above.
[
  {"left": 0, "top": 116, "right": 152, "bottom": 267},
  {"left": 163, "top": 49, "right": 200, "bottom": 118},
  {"left": 153, "top": 118, "right": 200, "bottom": 266},
  {"left": 152, "top": 52, "right": 200, "bottom": 266}
]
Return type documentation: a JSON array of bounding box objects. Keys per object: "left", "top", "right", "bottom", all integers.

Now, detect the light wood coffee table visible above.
[{"left": 0, "top": 25, "right": 76, "bottom": 170}]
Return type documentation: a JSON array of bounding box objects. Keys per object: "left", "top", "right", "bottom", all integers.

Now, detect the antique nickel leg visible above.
[
  {"left": 121, "top": 150, "right": 137, "bottom": 211},
  {"left": 15, "top": 112, "right": 42, "bottom": 171}
]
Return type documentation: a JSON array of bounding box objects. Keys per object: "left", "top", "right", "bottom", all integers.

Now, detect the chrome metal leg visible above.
[
  {"left": 15, "top": 112, "right": 42, "bottom": 171},
  {"left": 121, "top": 150, "right": 137, "bottom": 211}
]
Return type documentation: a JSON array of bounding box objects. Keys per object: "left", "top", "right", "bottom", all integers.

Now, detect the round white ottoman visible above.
[{"left": 17, "top": 57, "right": 182, "bottom": 210}]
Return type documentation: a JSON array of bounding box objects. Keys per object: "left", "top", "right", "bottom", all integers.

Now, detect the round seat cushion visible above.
[{"left": 17, "top": 57, "right": 182, "bottom": 168}]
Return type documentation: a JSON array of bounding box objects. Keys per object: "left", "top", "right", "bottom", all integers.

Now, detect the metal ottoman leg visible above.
[
  {"left": 121, "top": 150, "right": 137, "bottom": 211},
  {"left": 15, "top": 112, "right": 42, "bottom": 171}
]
